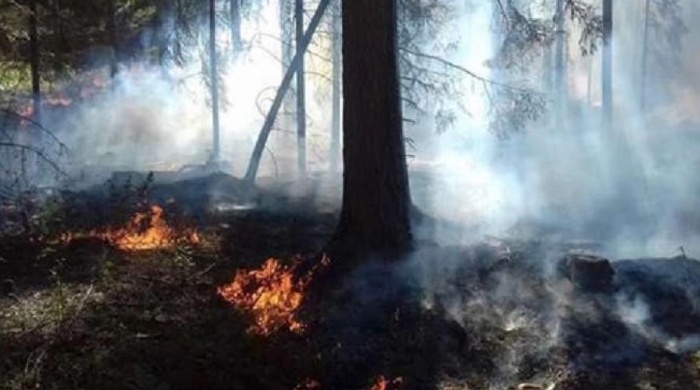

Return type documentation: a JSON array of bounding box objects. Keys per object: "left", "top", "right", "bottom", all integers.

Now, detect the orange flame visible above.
[
  {"left": 370, "top": 376, "right": 403, "bottom": 390},
  {"left": 59, "top": 204, "right": 200, "bottom": 251},
  {"left": 217, "top": 255, "right": 330, "bottom": 336},
  {"left": 100, "top": 205, "right": 199, "bottom": 251}
]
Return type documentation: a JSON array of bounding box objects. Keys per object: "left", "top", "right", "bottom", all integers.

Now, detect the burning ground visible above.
[{"left": 1, "top": 173, "right": 700, "bottom": 390}]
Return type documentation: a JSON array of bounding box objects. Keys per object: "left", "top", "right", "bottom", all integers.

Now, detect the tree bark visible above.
[
  {"left": 602, "top": 0, "right": 613, "bottom": 129},
  {"left": 332, "top": 0, "right": 412, "bottom": 254},
  {"left": 330, "top": 0, "right": 341, "bottom": 173},
  {"left": 209, "top": 0, "right": 221, "bottom": 163},
  {"left": 244, "top": 0, "right": 331, "bottom": 184},
  {"left": 295, "top": 0, "right": 307, "bottom": 177}
]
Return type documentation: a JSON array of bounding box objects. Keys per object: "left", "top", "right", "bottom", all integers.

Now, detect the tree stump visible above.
[{"left": 559, "top": 254, "right": 615, "bottom": 293}]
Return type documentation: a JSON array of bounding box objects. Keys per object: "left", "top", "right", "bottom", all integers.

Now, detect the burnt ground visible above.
[{"left": 1, "top": 173, "right": 700, "bottom": 390}]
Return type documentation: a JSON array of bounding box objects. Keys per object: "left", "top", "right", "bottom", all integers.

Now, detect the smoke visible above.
[
  {"left": 48, "top": 1, "right": 337, "bottom": 190},
  {"left": 405, "top": 0, "right": 700, "bottom": 260}
]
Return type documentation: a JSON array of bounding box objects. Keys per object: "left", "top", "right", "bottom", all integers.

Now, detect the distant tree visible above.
[
  {"left": 640, "top": 0, "right": 687, "bottom": 111},
  {"left": 230, "top": 0, "right": 242, "bottom": 55},
  {"left": 208, "top": 0, "right": 221, "bottom": 164},
  {"left": 29, "top": 0, "right": 40, "bottom": 124},
  {"left": 601, "top": 0, "right": 612, "bottom": 129},
  {"left": 329, "top": 0, "right": 341, "bottom": 173},
  {"left": 280, "top": 0, "right": 295, "bottom": 130},
  {"left": 107, "top": 0, "right": 118, "bottom": 78},
  {"left": 554, "top": 0, "right": 566, "bottom": 131},
  {"left": 295, "top": 0, "right": 307, "bottom": 177}
]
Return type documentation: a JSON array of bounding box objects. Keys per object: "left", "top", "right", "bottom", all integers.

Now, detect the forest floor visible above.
[{"left": 1, "top": 173, "right": 700, "bottom": 390}]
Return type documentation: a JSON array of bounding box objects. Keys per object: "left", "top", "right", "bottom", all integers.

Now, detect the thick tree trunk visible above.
[
  {"left": 209, "top": 0, "right": 221, "bottom": 163},
  {"left": 332, "top": 0, "right": 412, "bottom": 254},
  {"left": 244, "top": 0, "right": 331, "bottom": 184},
  {"left": 602, "top": 0, "right": 613, "bottom": 129},
  {"left": 554, "top": 0, "right": 566, "bottom": 131},
  {"left": 330, "top": 0, "right": 341, "bottom": 173},
  {"left": 295, "top": 0, "right": 307, "bottom": 177}
]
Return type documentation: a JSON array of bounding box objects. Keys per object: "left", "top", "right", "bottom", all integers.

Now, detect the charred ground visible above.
[{"left": 1, "top": 173, "right": 700, "bottom": 390}]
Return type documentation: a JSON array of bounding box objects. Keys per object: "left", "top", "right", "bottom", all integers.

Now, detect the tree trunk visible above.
[
  {"left": 107, "top": 0, "right": 118, "bottom": 78},
  {"left": 244, "top": 0, "right": 331, "bottom": 184},
  {"left": 554, "top": 0, "right": 566, "bottom": 131},
  {"left": 295, "top": 0, "right": 307, "bottom": 177},
  {"left": 330, "top": 0, "right": 341, "bottom": 173},
  {"left": 230, "top": 0, "right": 242, "bottom": 55},
  {"left": 280, "top": 0, "right": 295, "bottom": 129},
  {"left": 154, "top": 0, "right": 172, "bottom": 65},
  {"left": 602, "top": 0, "right": 613, "bottom": 129},
  {"left": 640, "top": 0, "right": 650, "bottom": 111},
  {"left": 29, "top": 0, "right": 41, "bottom": 124},
  {"left": 332, "top": 0, "right": 412, "bottom": 254},
  {"left": 209, "top": 0, "right": 221, "bottom": 164},
  {"left": 52, "top": 0, "right": 62, "bottom": 76}
]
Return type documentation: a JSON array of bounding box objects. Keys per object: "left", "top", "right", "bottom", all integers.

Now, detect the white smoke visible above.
[{"left": 406, "top": 0, "right": 700, "bottom": 259}]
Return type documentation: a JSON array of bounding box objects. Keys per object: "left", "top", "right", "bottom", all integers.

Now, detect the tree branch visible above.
[{"left": 400, "top": 48, "right": 538, "bottom": 95}]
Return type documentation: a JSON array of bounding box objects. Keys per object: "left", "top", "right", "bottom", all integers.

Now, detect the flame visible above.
[
  {"left": 58, "top": 204, "right": 200, "bottom": 251},
  {"left": 217, "top": 255, "right": 330, "bottom": 336},
  {"left": 100, "top": 205, "right": 199, "bottom": 251},
  {"left": 370, "top": 376, "right": 403, "bottom": 390}
]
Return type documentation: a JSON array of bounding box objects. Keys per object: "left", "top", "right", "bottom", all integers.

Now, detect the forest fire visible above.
[
  {"left": 217, "top": 256, "right": 330, "bottom": 336},
  {"left": 101, "top": 205, "right": 199, "bottom": 251},
  {"left": 61, "top": 204, "right": 200, "bottom": 251}
]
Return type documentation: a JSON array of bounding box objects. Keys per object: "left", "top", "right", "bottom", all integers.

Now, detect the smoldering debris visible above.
[{"left": 361, "top": 241, "right": 700, "bottom": 388}]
